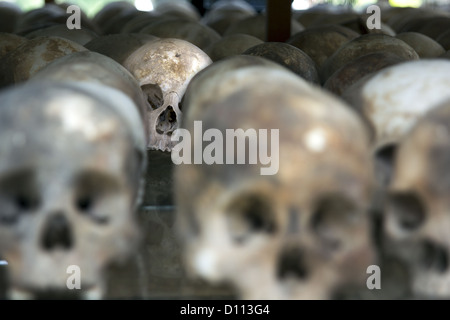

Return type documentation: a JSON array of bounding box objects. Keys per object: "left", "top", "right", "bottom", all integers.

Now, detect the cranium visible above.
[
  {"left": 181, "top": 55, "right": 288, "bottom": 123},
  {"left": 14, "top": 3, "right": 67, "bottom": 35},
  {"left": 201, "top": 0, "right": 256, "bottom": 36},
  {"left": 323, "top": 52, "right": 407, "bottom": 97},
  {"left": 242, "top": 42, "right": 320, "bottom": 84},
  {"left": 205, "top": 34, "right": 263, "bottom": 62},
  {"left": 0, "top": 36, "right": 87, "bottom": 89},
  {"left": 138, "top": 19, "right": 221, "bottom": 52},
  {"left": 320, "top": 33, "right": 419, "bottom": 84},
  {"left": 123, "top": 38, "right": 212, "bottom": 152},
  {"left": 395, "top": 32, "right": 445, "bottom": 58},
  {"left": 0, "top": 32, "right": 27, "bottom": 59},
  {"left": 383, "top": 101, "right": 450, "bottom": 298},
  {"left": 152, "top": 0, "right": 201, "bottom": 22},
  {"left": 84, "top": 33, "right": 157, "bottom": 66},
  {"left": 174, "top": 65, "right": 376, "bottom": 300},
  {"left": 28, "top": 51, "right": 148, "bottom": 138},
  {"left": 0, "top": 81, "right": 146, "bottom": 299},
  {"left": 286, "top": 25, "right": 359, "bottom": 72},
  {"left": 0, "top": 2, "right": 21, "bottom": 33},
  {"left": 342, "top": 59, "right": 450, "bottom": 187},
  {"left": 25, "top": 24, "right": 99, "bottom": 46}
]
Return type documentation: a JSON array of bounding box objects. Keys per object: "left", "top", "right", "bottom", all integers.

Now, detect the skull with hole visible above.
[
  {"left": 342, "top": 60, "right": 450, "bottom": 188},
  {"left": 383, "top": 101, "right": 450, "bottom": 298},
  {"left": 0, "top": 81, "right": 146, "bottom": 299},
  {"left": 174, "top": 65, "right": 376, "bottom": 300},
  {"left": 123, "top": 38, "right": 212, "bottom": 152}
]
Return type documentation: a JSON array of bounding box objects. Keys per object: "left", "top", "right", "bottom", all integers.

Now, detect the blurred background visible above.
[{"left": 2, "top": 0, "right": 448, "bottom": 17}]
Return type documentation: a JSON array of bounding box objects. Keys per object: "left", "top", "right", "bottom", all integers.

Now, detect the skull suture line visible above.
[
  {"left": 0, "top": 81, "right": 146, "bottom": 299},
  {"left": 123, "top": 38, "right": 212, "bottom": 152},
  {"left": 174, "top": 65, "right": 377, "bottom": 300}
]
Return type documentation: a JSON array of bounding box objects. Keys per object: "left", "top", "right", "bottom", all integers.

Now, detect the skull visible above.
[
  {"left": 0, "top": 81, "right": 146, "bottom": 299},
  {"left": 25, "top": 24, "right": 99, "bottom": 46},
  {"left": 84, "top": 33, "right": 157, "bottom": 66},
  {"left": 320, "top": 34, "right": 419, "bottom": 84},
  {"left": 0, "top": 36, "right": 87, "bottom": 89},
  {"left": 28, "top": 51, "right": 149, "bottom": 144},
  {"left": 395, "top": 32, "right": 445, "bottom": 59},
  {"left": 383, "top": 101, "right": 450, "bottom": 298},
  {"left": 0, "top": 2, "right": 21, "bottom": 34},
  {"left": 123, "top": 38, "right": 212, "bottom": 152},
  {"left": 174, "top": 65, "right": 376, "bottom": 300},
  {"left": 205, "top": 34, "right": 263, "bottom": 62},
  {"left": 201, "top": 0, "right": 256, "bottom": 36},
  {"left": 342, "top": 59, "right": 450, "bottom": 188},
  {"left": 0, "top": 32, "right": 27, "bottom": 59},
  {"left": 181, "top": 55, "right": 288, "bottom": 121},
  {"left": 323, "top": 52, "right": 407, "bottom": 97},
  {"left": 286, "top": 25, "right": 359, "bottom": 72},
  {"left": 138, "top": 20, "right": 221, "bottom": 52},
  {"left": 242, "top": 42, "right": 320, "bottom": 84}
]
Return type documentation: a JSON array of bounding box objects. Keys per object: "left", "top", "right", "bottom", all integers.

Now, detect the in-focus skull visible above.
[
  {"left": 124, "top": 38, "right": 212, "bottom": 152},
  {"left": 383, "top": 101, "right": 450, "bottom": 299},
  {"left": 0, "top": 81, "right": 146, "bottom": 299},
  {"left": 174, "top": 65, "right": 376, "bottom": 300}
]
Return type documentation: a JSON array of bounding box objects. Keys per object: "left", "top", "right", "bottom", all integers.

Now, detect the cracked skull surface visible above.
[
  {"left": 174, "top": 65, "right": 376, "bottom": 300},
  {"left": 0, "top": 81, "right": 146, "bottom": 299},
  {"left": 123, "top": 38, "right": 212, "bottom": 152}
]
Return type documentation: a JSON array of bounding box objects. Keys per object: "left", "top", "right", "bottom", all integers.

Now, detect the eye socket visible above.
[
  {"left": 15, "top": 193, "right": 39, "bottom": 211},
  {"left": 386, "top": 192, "right": 425, "bottom": 232},
  {"left": 73, "top": 171, "right": 122, "bottom": 225},
  {"left": 0, "top": 169, "right": 39, "bottom": 224},
  {"left": 311, "top": 194, "right": 359, "bottom": 251},
  {"left": 75, "top": 195, "right": 93, "bottom": 212},
  {"left": 226, "top": 193, "right": 277, "bottom": 244},
  {"left": 374, "top": 144, "right": 397, "bottom": 187},
  {"left": 141, "top": 83, "right": 163, "bottom": 111}
]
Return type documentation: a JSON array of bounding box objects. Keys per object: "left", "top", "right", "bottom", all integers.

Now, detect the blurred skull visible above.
[
  {"left": 0, "top": 36, "right": 87, "bottom": 88},
  {"left": 0, "top": 81, "right": 146, "bottom": 299},
  {"left": 342, "top": 60, "right": 450, "bottom": 188},
  {"left": 124, "top": 38, "right": 212, "bottom": 152},
  {"left": 174, "top": 65, "right": 376, "bottom": 300},
  {"left": 383, "top": 101, "right": 450, "bottom": 298}
]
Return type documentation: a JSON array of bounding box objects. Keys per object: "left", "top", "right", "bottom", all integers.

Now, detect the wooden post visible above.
[{"left": 266, "top": 0, "right": 292, "bottom": 42}]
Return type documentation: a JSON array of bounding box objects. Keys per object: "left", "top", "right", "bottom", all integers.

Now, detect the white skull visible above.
[
  {"left": 174, "top": 65, "right": 376, "bottom": 300},
  {"left": 29, "top": 51, "right": 150, "bottom": 146},
  {"left": 0, "top": 81, "right": 146, "bottom": 299},
  {"left": 124, "top": 38, "right": 212, "bottom": 152},
  {"left": 342, "top": 59, "right": 450, "bottom": 187},
  {"left": 383, "top": 101, "right": 450, "bottom": 298}
]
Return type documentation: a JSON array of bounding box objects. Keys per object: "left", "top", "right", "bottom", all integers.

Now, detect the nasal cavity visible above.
[
  {"left": 421, "top": 240, "right": 449, "bottom": 274},
  {"left": 156, "top": 106, "right": 177, "bottom": 135},
  {"left": 41, "top": 213, "right": 73, "bottom": 251},
  {"left": 276, "top": 246, "right": 308, "bottom": 280}
]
